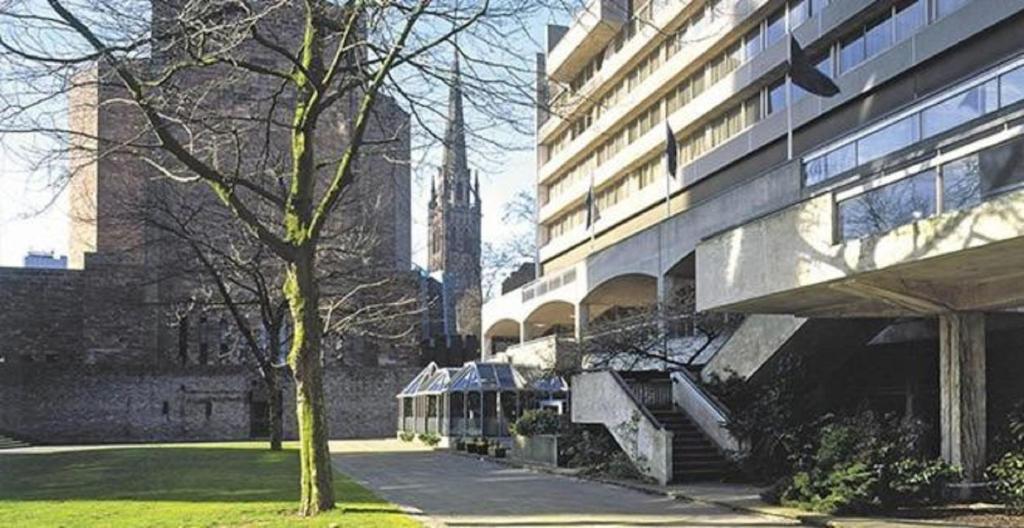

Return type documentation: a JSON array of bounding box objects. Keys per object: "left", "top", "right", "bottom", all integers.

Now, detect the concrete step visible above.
[{"left": 0, "top": 435, "right": 30, "bottom": 449}]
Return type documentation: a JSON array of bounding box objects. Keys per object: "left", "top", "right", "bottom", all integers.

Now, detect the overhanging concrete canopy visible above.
[{"left": 696, "top": 186, "right": 1024, "bottom": 317}]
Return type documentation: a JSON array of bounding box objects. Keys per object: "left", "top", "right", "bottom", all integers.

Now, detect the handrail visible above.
[
  {"left": 608, "top": 369, "right": 664, "bottom": 431},
  {"left": 671, "top": 369, "right": 730, "bottom": 421}
]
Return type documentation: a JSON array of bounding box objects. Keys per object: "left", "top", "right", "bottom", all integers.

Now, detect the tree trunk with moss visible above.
[{"left": 284, "top": 247, "right": 334, "bottom": 515}]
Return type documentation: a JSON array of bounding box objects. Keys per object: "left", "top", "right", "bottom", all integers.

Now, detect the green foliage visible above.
[
  {"left": 704, "top": 361, "right": 821, "bottom": 480},
  {"left": 558, "top": 424, "right": 645, "bottom": 480},
  {"left": 417, "top": 432, "right": 441, "bottom": 447},
  {"left": 987, "top": 451, "right": 1024, "bottom": 515},
  {"left": 0, "top": 443, "right": 417, "bottom": 527},
  {"left": 398, "top": 431, "right": 415, "bottom": 442},
  {"left": 777, "top": 412, "right": 960, "bottom": 515},
  {"left": 510, "top": 409, "right": 561, "bottom": 437}
]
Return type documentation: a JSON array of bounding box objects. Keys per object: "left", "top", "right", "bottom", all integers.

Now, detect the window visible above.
[
  {"left": 1001, "top": 65, "right": 1024, "bottom": 106},
  {"left": 857, "top": 116, "right": 919, "bottom": 165},
  {"left": 811, "top": 0, "right": 829, "bottom": 15},
  {"left": 839, "top": 32, "right": 865, "bottom": 74},
  {"left": 838, "top": 170, "right": 936, "bottom": 240},
  {"left": 744, "top": 95, "right": 762, "bottom": 127},
  {"left": 768, "top": 79, "right": 786, "bottom": 115},
  {"left": 894, "top": 0, "right": 925, "bottom": 41},
  {"left": 942, "top": 154, "right": 981, "bottom": 212},
  {"left": 790, "top": 0, "right": 810, "bottom": 29},
  {"left": 922, "top": 80, "right": 998, "bottom": 138},
  {"left": 744, "top": 27, "right": 762, "bottom": 61},
  {"left": 864, "top": 14, "right": 893, "bottom": 60},
  {"left": 765, "top": 10, "right": 785, "bottom": 47}
]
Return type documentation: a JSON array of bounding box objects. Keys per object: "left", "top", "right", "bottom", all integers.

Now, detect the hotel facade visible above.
[{"left": 481, "top": 0, "right": 1024, "bottom": 485}]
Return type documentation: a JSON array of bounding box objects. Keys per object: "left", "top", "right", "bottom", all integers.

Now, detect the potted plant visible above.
[
  {"left": 454, "top": 437, "right": 466, "bottom": 451},
  {"left": 488, "top": 440, "right": 507, "bottom": 458}
]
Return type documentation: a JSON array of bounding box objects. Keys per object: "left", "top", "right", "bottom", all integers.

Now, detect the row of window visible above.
[
  {"left": 543, "top": 0, "right": 978, "bottom": 245},
  {"left": 807, "top": 59, "right": 1024, "bottom": 186},
  {"left": 837, "top": 134, "right": 1024, "bottom": 241},
  {"left": 543, "top": 0, "right": 811, "bottom": 206}
]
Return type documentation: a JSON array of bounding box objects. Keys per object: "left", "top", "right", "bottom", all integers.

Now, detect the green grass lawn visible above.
[{"left": 0, "top": 442, "right": 420, "bottom": 528}]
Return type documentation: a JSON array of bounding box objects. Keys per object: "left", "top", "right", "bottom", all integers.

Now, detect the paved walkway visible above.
[{"left": 330, "top": 439, "right": 799, "bottom": 528}]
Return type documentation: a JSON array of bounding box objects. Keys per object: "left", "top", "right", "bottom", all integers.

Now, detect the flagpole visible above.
[{"left": 786, "top": 7, "right": 794, "bottom": 161}]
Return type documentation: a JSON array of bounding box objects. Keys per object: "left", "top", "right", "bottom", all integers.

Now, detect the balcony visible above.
[
  {"left": 696, "top": 119, "right": 1024, "bottom": 317},
  {"left": 546, "top": 0, "right": 628, "bottom": 84}
]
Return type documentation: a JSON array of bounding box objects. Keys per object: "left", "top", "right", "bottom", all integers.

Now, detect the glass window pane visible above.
[
  {"left": 1001, "top": 65, "right": 1024, "bottom": 107},
  {"left": 839, "top": 34, "right": 865, "bottom": 74},
  {"left": 790, "top": 0, "right": 809, "bottom": 28},
  {"left": 766, "top": 10, "right": 785, "bottom": 47},
  {"left": 922, "top": 84, "right": 994, "bottom": 137},
  {"left": 895, "top": 0, "right": 925, "bottom": 41},
  {"left": 744, "top": 27, "right": 762, "bottom": 61},
  {"left": 839, "top": 170, "right": 936, "bottom": 240},
  {"left": 942, "top": 154, "right": 981, "bottom": 212},
  {"left": 811, "top": 0, "right": 829, "bottom": 14},
  {"left": 826, "top": 142, "right": 857, "bottom": 177},
  {"left": 864, "top": 15, "right": 893, "bottom": 59},
  {"left": 979, "top": 137, "right": 1024, "bottom": 196},
  {"left": 768, "top": 80, "right": 786, "bottom": 115},
  {"left": 857, "top": 116, "right": 919, "bottom": 165},
  {"left": 805, "top": 156, "right": 828, "bottom": 186}
]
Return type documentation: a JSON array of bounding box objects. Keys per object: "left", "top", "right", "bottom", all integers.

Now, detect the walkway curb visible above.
[{"left": 449, "top": 449, "right": 988, "bottom": 528}]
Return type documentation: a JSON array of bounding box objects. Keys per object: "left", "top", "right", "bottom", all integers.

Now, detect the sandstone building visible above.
[{"left": 0, "top": 1, "right": 433, "bottom": 443}]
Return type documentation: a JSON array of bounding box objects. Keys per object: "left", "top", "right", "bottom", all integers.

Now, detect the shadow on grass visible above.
[{"left": 0, "top": 446, "right": 385, "bottom": 506}]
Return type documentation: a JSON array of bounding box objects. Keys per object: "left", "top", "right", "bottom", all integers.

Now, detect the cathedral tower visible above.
[{"left": 427, "top": 56, "right": 482, "bottom": 340}]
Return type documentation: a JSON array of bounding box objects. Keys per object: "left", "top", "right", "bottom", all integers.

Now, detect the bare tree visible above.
[
  {"left": 482, "top": 189, "right": 535, "bottom": 298},
  {"left": 0, "top": 0, "right": 563, "bottom": 514},
  {"left": 580, "top": 286, "right": 737, "bottom": 373}
]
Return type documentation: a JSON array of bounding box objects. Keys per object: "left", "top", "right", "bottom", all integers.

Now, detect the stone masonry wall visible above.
[{"left": 0, "top": 364, "right": 419, "bottom": 444}]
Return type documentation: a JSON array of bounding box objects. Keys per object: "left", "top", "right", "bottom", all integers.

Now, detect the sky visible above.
[{"left": 0, "top": 4, "right": 568, "bottom": 269}]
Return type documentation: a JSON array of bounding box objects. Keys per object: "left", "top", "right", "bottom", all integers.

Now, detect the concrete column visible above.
[
  {"left": 574, "top": 303, "right": 589, "bottom": 341},
  {"left": 519, "top": 322, "right": 527, "bottom": 344},
  {"left": 939, "top": 312, "right": 986, "bottom": 481}
]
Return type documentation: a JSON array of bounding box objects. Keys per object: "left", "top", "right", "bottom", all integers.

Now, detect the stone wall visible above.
[{"left": 0, "top": 364, "right": 419, "bottom": 444}]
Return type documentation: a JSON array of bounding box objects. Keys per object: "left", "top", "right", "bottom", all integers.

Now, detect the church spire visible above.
[{"left": 442, "top": 51, "right": 471, "bottom": 204}]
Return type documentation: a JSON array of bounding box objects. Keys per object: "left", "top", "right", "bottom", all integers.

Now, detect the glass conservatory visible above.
[{"left": 396, "top": 361, "right": 568, "bottom": 439}]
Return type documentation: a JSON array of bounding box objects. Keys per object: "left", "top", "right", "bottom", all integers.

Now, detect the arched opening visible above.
[
  {"left": 484, "top": 318, "right": 521, "bottom": 354},
  {"left": 523, "top": 301, "right": 575, "bottom": 341},
  {"left": 581, "top": 273, "right": 658, "bottom": 326}
]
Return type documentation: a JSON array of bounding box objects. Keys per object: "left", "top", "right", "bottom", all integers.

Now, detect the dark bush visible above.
[
  {"left": 988, "top": 451, "right": 1024, "bottom": 515},
  {"left": 510, "top": 409, "right": 561, "bottom": 437}
]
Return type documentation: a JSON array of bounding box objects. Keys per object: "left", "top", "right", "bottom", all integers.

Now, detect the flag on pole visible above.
[
  {"left": 787, "top": 36, "right": 840, "bottom": 97},
  {"left": 585, "top": 184, "right": 595, "bottom": 229},
  {"left": 664, "top": 121, "right": 678, "bottom": 179}
]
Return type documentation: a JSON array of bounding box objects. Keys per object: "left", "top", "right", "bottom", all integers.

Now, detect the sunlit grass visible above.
[{"left": 0, "top": 442, "right": 419, "bottom": 527}]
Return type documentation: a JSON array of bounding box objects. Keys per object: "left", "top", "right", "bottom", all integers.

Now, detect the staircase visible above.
[
  {"left": 620, "top": 372, "right": 732, "bottom": 483},
  {"left": 653, "top": 408, "right": 731, "bottom": 482},
  {"left": 0, "top": 434, "right": 29, "bottom": 450}
]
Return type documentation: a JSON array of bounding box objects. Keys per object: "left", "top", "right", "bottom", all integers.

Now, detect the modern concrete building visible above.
[{"left": 482, "top": 0, "right": 1024, "bottom": 485}]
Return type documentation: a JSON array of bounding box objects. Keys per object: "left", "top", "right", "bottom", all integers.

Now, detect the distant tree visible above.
[{"left": 482, "top": 189, "right": 536, "bottom": 299}]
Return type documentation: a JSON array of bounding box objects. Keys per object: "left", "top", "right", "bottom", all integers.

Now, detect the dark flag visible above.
[
  {"left": 788, "top": 36, "right": 840, "bottom": 97},
  {"left": 664, "top": 122, "right": 678, "bottom": 179},
  {"left": 585, "top": 184, "right": 595, "bottom": 229}
]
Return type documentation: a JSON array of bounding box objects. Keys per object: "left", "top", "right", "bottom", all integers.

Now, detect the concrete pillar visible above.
[
  {"left": 519, "top": 322, "right": 527, "bottom": 344},
  {"left": 574, "top": 303, "right": 589, "bottom": 341},
  {"left": 482, "top": 335, "right": 492, "bottom": 360},
  {"left": 939, "top": 312, "right": 986, "bottom": 481}
]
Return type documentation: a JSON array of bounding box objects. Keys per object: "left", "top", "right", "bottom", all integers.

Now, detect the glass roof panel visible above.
[{"left": 397, "top": 362, "right": 438, "bottom": 397}]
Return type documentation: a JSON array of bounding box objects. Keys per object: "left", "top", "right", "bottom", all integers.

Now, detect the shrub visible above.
[
  {"left": 778, "top": 411, "right": 960, "bottom": 515},
  {"left": 418, "top": 432, "right": 441, "bottom": 447},
  {"left": 510, "top": 409, "right": 561, "bottom": 437},
  {"left": 988, "top": 451, "right": 1024, "bottom": 515},
  {"left": 398, "top": 431, "right": 415, "bottom": 442}
]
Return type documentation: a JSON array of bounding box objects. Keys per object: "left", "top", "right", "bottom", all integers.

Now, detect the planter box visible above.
[{"left": 511, "top": 434, "right": 559, "bottom": 467}]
